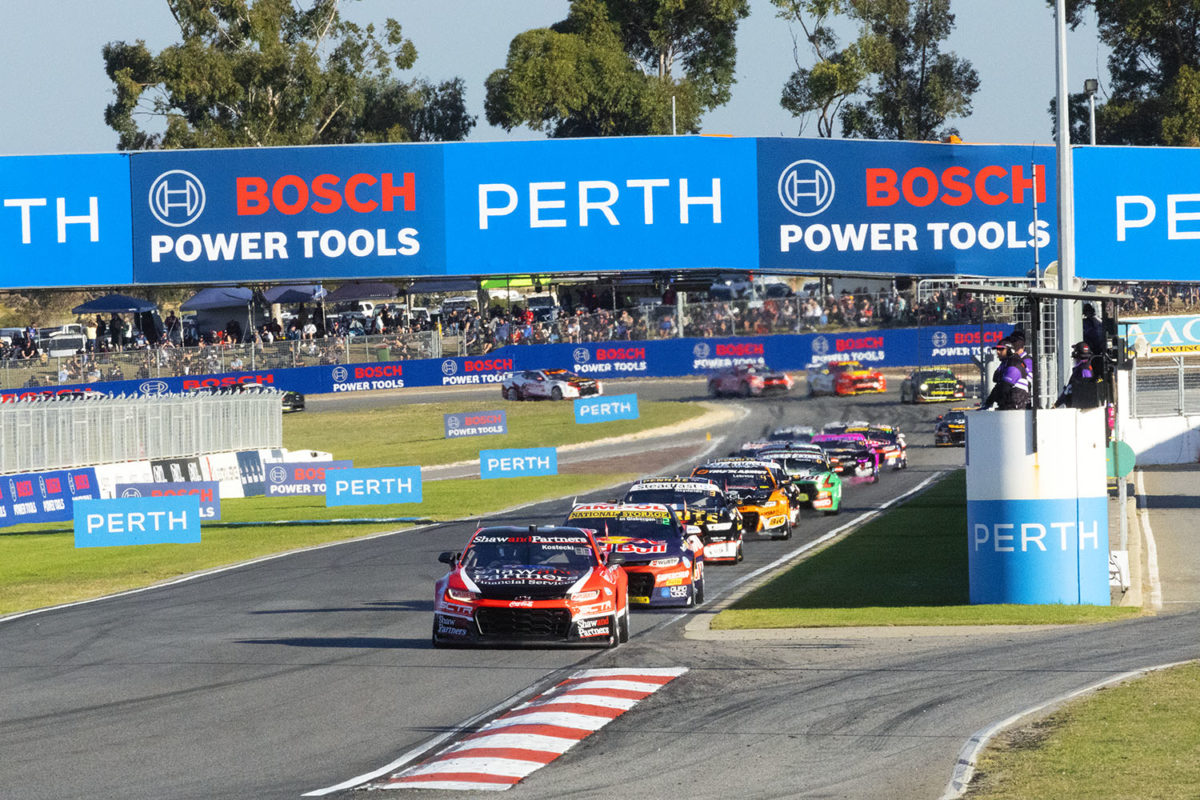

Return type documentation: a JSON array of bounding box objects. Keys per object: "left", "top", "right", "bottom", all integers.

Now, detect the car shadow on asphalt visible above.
[
  {"left": 235, "top": 636, "right": 428, "bottom": 649},
  {"left": 248, "top": 600, "right": 433, "bottom": 614}
]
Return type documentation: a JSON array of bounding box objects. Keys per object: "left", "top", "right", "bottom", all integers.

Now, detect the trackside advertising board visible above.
[
  {"left": 326, "top": 467, "right": 422, "bottom": 506},
  {"left": 0, "top": 154, "right": 133, "bottom": 287},
  {"left": 757, "top": 139, "right": 1056, "bottom": 277},
  {"left": 74, "top": 496, "right": 202, "bottom": 548},
  {"left": 1119, "top": 315, "right": 1200, "bottom": 357},
  {"left": 442, "top": 137, "right": 758, "bottom": 273},
  {"left": 575, "top": 394, "right": 639, "bottom": 424},
  {"left": 129, "top": 144, "right": 445, "bottom": 283},
  {"left": 0, "top": 468, "right": 101, "bottom": 527},
  {"left": 444, "top": 410, "right": 507, "bottom": 438},
  {"left": 1075, "top": 146, "right": 1200, "bottom": 281},
  {"left": 115, "top": 481, "right": 221, "bottom": 520},
  {"left": 480, "top": 448, "right": 558, "bottom": 479},
  {"left": 265, "top": 460, "right": 351, "bottom": 496}
]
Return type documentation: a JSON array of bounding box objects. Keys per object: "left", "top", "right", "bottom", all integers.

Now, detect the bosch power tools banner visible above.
[
  {"left": 130, "top": 144, "right": 445, "bottom": 283},
  {"left": 757, "top": 139, "right": 1056, "bottom": 276},
  {"left": 441, "top": 137, "right": 759, "bottom": 273},
  {"left": 0, "top": 154, "right": 133, "bottom": 287}
]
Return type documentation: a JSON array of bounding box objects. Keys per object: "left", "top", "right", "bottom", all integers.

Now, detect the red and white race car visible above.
[
  {"left": 806, "top": 360, "right": 887, "bottom": 396},
  {"left": 501, "top": 369, "right": 602, "bottom": 401},
  {"left": 433, "top": 525, "right": 629, "bottom": 647},
  {"left": 707, "top": 363, "right": 794, "bottom": 397}
]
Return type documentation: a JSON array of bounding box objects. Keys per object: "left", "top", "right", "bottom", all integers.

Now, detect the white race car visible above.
[{"left": 501, "top": 369, "right": 602, "bottom": 401}]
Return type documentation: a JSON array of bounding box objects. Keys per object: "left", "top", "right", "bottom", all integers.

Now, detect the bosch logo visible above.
[
  {"left": 441, "top": 359, "right": 458, "bottom": 376},
  {"left": 139, "top": 380, "right": 169, "bottom": 396},
  {"left": 148, "top": 170, "right": 206, "bottom": 227},
  {"left": 447, "top": 415, "right": 461, "bottom": 429},
  {"left": 332, "top": 366, "right": 348, "bottom": 382},
  {"left": 120, "top": 488, "right": 143, "bottom": 498},
  {"left": 573, "top": 347, "right": 591, "bottom": 363},
  {"left": 812, "top": 336, "right": 830, "bottom": 356},
  {"left": 932, "top": 331, "right": 948, "bottom": 347},
  {"left": 268, "top": 466, "right": 288, "bottom": 484},
  {"left": 778, "top": 160, "right": 835, "bottom": 217},
  {"left": 693, "top": 343, "right": 711, "bottom": 359}
]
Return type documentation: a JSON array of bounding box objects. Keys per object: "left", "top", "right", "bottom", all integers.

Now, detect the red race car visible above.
[
  {"left": 433, "top": 525, "right": 629, "bottom": 647},
  {"left": 806, "top": 360, "right": 887, "bottom": 396},
  {"left": 707, "top": 363, "right": 795, "bottom": 397}
]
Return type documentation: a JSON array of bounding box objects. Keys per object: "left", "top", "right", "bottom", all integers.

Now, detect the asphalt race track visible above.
[{"left": 1, "top": 378, "right": 1198, "bottom": 800}]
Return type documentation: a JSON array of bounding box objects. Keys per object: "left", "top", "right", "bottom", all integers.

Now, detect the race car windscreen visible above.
[
  {"left": 565, "top": 513, "right": 676, "bottom": 540},
  {"left": 463, "top": 532, "right": 597, "bottom": 570},
  {"left": 624, "top": 487, "right": 724, "bottom": 510},
  {"left": 693, "top": 468, "right": 774, "bottom": 493},
  {"left": 762, "top": 453, "right": 825, "bottom": 473}
]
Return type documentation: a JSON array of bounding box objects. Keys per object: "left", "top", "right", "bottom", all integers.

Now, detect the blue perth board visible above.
[
  {"left": 326, "top": 466, "right": 422, "bottom": 506},
  {"left": 479, "top": 448, "right": 558, "bottom": 479},
  {"left": 575, "top": 394, "right": 639, "bottom": 424},
  {"left": 74, "top": 496, "right": 202, "bottom": 548}
]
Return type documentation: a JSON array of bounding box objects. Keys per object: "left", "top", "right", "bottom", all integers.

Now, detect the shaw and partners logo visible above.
[
  {"left": 778, "top": 160, "right": 835, "bottom": 217},
  {"left": 148, "top": 170, "right": 206, "bottom": 227}
]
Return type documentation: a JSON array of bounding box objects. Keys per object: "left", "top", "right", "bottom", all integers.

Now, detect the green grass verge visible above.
[
  {"left": 0, "top": 473, "right": 634, "bottom": 616},
  {"left": 713, "top": 470, "right": 1140, "bottom": 628},
  {"left": 1, "top": 398, "right": 708, "bottom": 617},
  {"left": 965, "top": 662, "right": 1200, "bottom": 799},
  {"left": 283, "top": 398, "right": 704, "bottom": 468}
]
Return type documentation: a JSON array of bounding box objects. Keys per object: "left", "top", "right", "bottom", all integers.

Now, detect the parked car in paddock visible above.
[
  {"left": 501, "top": 368, "right": 601, "bottom": 401},
  {"left": 622, "top": 477, "right": 745, "bottom": 564},
  {"left": 433, "top": 525, "right": 629, "bottom": 648},
  {"left": 935, "top": 408, "right": 971, "bottom": 447},
  {"left": 565, "top": 502, "right": 706, "bottom": 607},
  {"left": 757, "top": 445, "right": 843, "bottom": 515},
  {"left": 806, "top": 360, "right": 887, "bottom": 396},
  {"left": 899, "top": 368, "right": 967, "bottom": 403},
  {"left": 707, "top": 363, "right": 794, "bottom": 397},
  {"left": 811, "top": 433, "right": 880, "bottom": 482},
  {"left": 843, "top": 425, "right": 908, "bottom": 470},
  {"left": 690, "top": 459, "right": 799, "bottom": 540}
]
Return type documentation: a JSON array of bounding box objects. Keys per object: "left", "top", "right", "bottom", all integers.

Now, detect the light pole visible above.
[
  {"left": 1054, "top": 0, "right": 1076, "bottom": 400},
  {"left": 1084, "top": 78, "right": 1098, "bottom": 145}
]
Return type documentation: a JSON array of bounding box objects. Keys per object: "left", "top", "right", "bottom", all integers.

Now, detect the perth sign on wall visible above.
[{"left": 2, "top": 137, "right": 1186, "bottom": 287}]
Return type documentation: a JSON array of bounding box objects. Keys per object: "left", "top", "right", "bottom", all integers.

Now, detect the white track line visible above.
[
  {"left": 940, "top": 660, "right": 1194, "bottom": 800},
  {"left": 1135, "top": 469, "right": 1163, "bottom": 611}
]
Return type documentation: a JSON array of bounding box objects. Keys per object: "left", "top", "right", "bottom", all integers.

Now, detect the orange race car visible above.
[
  {"left": 690, "top": 459, "right": 800, "bottom": 541},
  {"left": 806, "top": 360, "right": 887, "bottom": 396}
]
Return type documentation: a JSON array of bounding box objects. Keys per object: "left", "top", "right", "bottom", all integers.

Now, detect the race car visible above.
[
  {"left": 690, "top": 459, "right": 799, "bottom": 540},
  {"left": 433, "top": 525, "right": 629, "bottom": 648},
  {"left": 736, "top": 439, "right": 782, "bottom": 458},
  {"left": 806, "top": 360, "right": 887, "bottom": 396},
  {"left": 565, "top": 502, "right": 706, "bottom": 607},
  {"left": 623, "top": 476, "right": 745, "bottom": 564},
  {"left": 768, "top": 425, "right": 815, "bottom": 444},
  {"left": 935, "top": 408, "right": 970, "bottom": 447},
  {"left": 811, "top": 433, "right": 881, "bottom": 482},
  {"left": 899, "top": 368, "right": 967, "bottom": 403},
  {"left": 501, "top": 368, "right": 601, "bottom": 401},
  {"left": 281, "top": 390, "right": 305, "bottom": 412},
  {"left": 707, "top": 363, "right": 794, "bottom": 397},
  {"left": 757, "top": 445, "right": 843, "bottom": 515},
  {"left": 844, "top": 425, "right": 908, "bottom": 470}
]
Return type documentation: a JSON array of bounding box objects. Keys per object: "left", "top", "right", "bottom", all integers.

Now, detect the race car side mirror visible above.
[
  {"left": 606, "top": 552, "right": 626, "bottom": 567},
  {"left": 438, "top": 551, "right": 457, "bottom": 565}
]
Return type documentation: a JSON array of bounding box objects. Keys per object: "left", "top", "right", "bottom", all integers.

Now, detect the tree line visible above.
[{"left": 101, "top": 0, "right": 1200, "bottom": 149}]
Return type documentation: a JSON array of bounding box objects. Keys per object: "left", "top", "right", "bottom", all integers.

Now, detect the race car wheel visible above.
[
  {"left": 736, "top": 541, "right": 744, "bottom": 563},
  {"left": 772, "top": 519, "right": 792, "bottom": 541},
  {"left": 431, "top": 622, "right": 445, "bottom": 649},
  {"left": 870, "top": 470, "right": 880, "bottom": 484},
  {"left": 708, "top": 381, "right": 719, "bottom": 397},
  {"left": 617, "top": 605, "right": 630, "bottom": 643},
  {"left": 694, "top": 574, "right": 705, "bottom": 606},
  {"left": 824, "top": 504, "right": 840, "bottom": 517},
  {"left": 607, "top": 613, "right": 621, "bottom": 648},
  {"left": 738, "top": 382, "right": 751, "bottom": 398},
  {"left": 551, "top": 386, "right": 563, "bottom": 401},
  {"left": 502, "top": 387, "right": 512, "bottom": 401}
]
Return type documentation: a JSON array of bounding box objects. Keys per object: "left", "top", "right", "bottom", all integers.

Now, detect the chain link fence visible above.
[
  {"left": 0, "top": 390, "right": 283, "bottom": 474},
  {"left": 1129, "top": 356, "right": 1200, "bottom": 417}
]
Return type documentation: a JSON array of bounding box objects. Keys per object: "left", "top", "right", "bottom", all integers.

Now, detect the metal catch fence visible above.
[
  {"left": 1129, "top": 356, "right": 1200, "bottom": 417},
  {"left": 0, "top": 390, "right": 283, "bottom": 475}
]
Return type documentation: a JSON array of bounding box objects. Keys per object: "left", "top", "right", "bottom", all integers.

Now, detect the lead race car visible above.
[
  {"left": 622, "top": 476, "right": 745, "bottom": 563},
  {"left": 501, "top": 368, "right": 602, "bottom": 401},
  {"left": 565, "top": 502, "right": 706, "bottom": 607},
  {"left": 433, "top": 525, "right": 629, "bottom": 647}
]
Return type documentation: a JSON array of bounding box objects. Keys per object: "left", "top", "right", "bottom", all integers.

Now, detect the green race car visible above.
[{"left": 757, "top": 445, "right": 842, "bottom": 515}]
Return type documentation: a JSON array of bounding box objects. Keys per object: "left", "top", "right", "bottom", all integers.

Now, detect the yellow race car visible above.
[{"left": 690, "top": 459, "right": 799, "bottom": 541}]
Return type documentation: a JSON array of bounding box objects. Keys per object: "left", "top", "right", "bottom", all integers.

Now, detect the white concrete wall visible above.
[{"left": 1117, "top": 370, "right": 1200, "bottom": 465}]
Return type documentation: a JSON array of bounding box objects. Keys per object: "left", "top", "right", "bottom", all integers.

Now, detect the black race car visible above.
[
  {"left": 623, "top": 476, "right": 745, "bottom": 564},
  {"left": 281, "top": 390, "right": 305, "bottom": 412},
  {"left": 900, "top": 368, "right": 967, "bottom": 403},
  {"left": 935, "top": 408, "right": 970, "bottom": 447}
]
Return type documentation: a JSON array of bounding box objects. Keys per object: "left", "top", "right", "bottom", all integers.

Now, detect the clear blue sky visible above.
[{"left": 0, "top": 0, "right": 1108, "bottom": 155}]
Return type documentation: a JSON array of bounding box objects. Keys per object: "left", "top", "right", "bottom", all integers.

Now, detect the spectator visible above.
[{"left": 109, "top": 313, "right": 125, "bottom": 351}]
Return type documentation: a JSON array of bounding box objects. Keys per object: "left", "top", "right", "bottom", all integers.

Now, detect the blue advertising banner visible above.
[
  {"left": 74, "top": 496, "right": 202, "bottom": 548},
  {"left": 0, "top": 477, "right": 10, "bottom": 526},
  {"left": 757, "top": 139, "right": 1055, "bottom": 276},
  {"left": 325, "top": 466, "right": 422, "bottom": 506},
  {"left": 0, "top": 154, "right": 133, "bottom": 287},
  {"left": 480, "top": 448, "right": 558, "bottom": 479},
  {"left": 236, "top": 450, "right": 266, "bottom": 497},
  {"left": 1119, "top": 315, "right": 1200, "bottom": 356},
  {"left": 575, "top": 393, "right": 639, "bottom": 424},
  {"left": 442, "top": 137, "right": 759, "bottom": 274},
  {"left": 264, "top": 460, "right": 352, "bottom": 496},
  {"left": 129, "top": 144, "right": 445, "bottom": 283},
  {"left": 115, "top": 481, "right": 221, "bottom": 520},
  {"left": 1, "top": 468, "right": 101, "bottom": 527},
  {"left": 0, "top": 325, "right": 1011, "bottom": 403},
  {"left": 1075, "top": 146, "right": 1200, "bottom": 280},
  {"left": 444, "top": 410, "right": 507, "bottom": 438}
]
